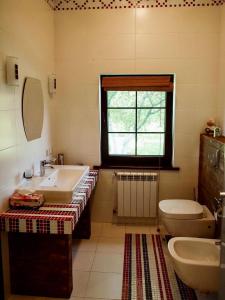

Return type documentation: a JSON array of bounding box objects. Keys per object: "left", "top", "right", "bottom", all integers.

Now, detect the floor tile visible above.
[
  {"left": 71, "top": 271, "right": 90, "bottom": 297},
  {"left": 125, "top": 224, "right": 151, "bottom": 234},
  {"left": 85, "top": 272, "right": 122, "bottom": 299},
  {"left": 92, "top": 252, "right": 123, "bottom": 273},
  {"left": 72, "top": 251, "right": 95, "bottom": 271},
  {"left": 9, "top": 296, "right": 45, "bottom": 300},
  {"left": 72, "top": 237, "right": 98, "bottom": 253},
  {"left": 149, "top": 224, "right": 168, "bottom": 235},
  {"left": 150, "top": 225, "right": 169, "bottom": 234},
  {"left": 70, "top": 298, "right": 111, "bottom": 300},
  {"left": 97, "top": 236, "right": 125, "bottom": 254},
  {"left": 91, "top": 222, "right": 103, "bottom": 237},
  {"left": 45, "top": 297, "right": 73, "bottom": 300},
  {"left": 101, "top": 222, "right": 125, "bottom": 238},
  {"left": 196, "top": 291, "right": 218, "bottom": 300}
]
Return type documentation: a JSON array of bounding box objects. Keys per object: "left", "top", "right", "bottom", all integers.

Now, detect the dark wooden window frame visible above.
[{"left": 100, "top": 74, "right": 174, "bottom": 168}]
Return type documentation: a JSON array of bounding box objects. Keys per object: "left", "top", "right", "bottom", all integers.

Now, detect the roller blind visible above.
[{"left": 101, "top": 75, "right": 173, "bottom": 91}]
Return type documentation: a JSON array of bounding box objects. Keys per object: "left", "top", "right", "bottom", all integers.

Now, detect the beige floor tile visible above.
[
  {"left": 72, "top": 251, "right": 95, "bottom": 271},
  {"left": 71, "top": 271, "right": 90, "bottom": 297},
  {"left": 97, "top": 236, "right": 125, "bottom": 254},
  {"left": 91, "top": 222, "right": 103, "bottom": 237},
  {"left": 85, "top": 272, "right": 122, "bottom": 299},
  {"left": 196, "top": 291, "right": 218, "bottom": 300},
  {"left": 92, "top": 252, "right": 123, "bottom": 273},
  {"left": 45, "top": 298, "right": 71, "bottom": 300},
  {"left": 9, "top": 296, "right": 45, "bottom": 300},
  {"left": 149, "top": 224, "right": 168, "bottom": 235},
  {"left": 70, "top": 298, "right": 111, "bottom": 300},
  {"left": 72, "top": 237, "right": 98, "bottom": 252},
  {"left": 101, "top": 222, "right": 125, "bottom": 238},
  {"left": 125, "top": 224, "right": 151, "bottom": 234}
]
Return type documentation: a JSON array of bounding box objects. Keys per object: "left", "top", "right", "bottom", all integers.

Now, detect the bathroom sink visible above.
[{"left": 17, "top": 165, "right": 89, "bottom": 203}]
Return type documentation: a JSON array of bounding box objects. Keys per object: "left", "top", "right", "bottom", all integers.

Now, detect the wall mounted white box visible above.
[
  {"left": 6, "top": 56, "right": 19, "bottom": 86},
  {"left": 48, "top": 74, "right": 56, "bottom": 95}
]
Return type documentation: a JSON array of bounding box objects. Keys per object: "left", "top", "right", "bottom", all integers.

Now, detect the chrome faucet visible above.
[
  {"left": 40, "top": 159, "right": 56, "bottom": 177},
  {"left": 40, "top": 160, "right": 46, "bottom": 177}
]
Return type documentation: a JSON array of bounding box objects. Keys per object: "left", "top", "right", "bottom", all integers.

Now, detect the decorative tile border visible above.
[
  {"left": 0, "top": 171, "right": 98, "bottom": 235},
  {"left": 45, "top": 0, "right": 224, "bottom": 10},
  {"left": 45, "top": 0, "right": 55, "bottom": 9}
]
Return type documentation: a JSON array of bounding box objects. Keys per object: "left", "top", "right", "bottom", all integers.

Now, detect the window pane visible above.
[
  {"left": 109, "top": 133, "right": 135, "bottom": 155},
  {"left": 137, "top": 109, "right": 165, "bottom": 132},
  {"left": 137, "top": 91, "right": 166, "bottom": 107},
  {"left": 108, "top": 109, "right": 135, "bottom": 132},
  {"left": 137, "top": 134, "right": 165, "bottom": 156},
  {"left": 107, "top": 91, "right": 136, "bottom": 107}
]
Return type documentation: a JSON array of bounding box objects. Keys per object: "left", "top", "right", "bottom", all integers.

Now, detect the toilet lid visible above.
[{"left": 159, "top": 199, "right": 203, "bottom": 220}]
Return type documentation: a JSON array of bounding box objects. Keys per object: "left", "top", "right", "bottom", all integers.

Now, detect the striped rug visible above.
[{"left": 122, "top": 234, "right": 197, "bottom": 300}]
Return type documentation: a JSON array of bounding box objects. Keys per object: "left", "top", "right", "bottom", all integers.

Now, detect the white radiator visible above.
[{"left": 116, "top": 172, "right": 158, "bottom": 218}]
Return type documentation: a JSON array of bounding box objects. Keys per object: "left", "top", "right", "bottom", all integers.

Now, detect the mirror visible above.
[{"left": 22, "top": 77, "right": 44, "bottom": 141}]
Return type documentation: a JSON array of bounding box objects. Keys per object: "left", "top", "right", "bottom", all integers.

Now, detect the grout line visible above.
[{"left": 84, "top": 230, "right": 101, "bottom": 298}]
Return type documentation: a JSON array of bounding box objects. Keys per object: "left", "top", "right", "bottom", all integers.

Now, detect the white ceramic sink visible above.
[{"left": 17, "top": 165, "right": 89, "bottom": 203}]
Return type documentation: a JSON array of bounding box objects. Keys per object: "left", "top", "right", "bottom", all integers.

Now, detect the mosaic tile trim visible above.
[
  {"left": 45, "top": 0, "right": 55, "bottom": 9},
  {"left": 0, "top": 171, "right": 98, "bottom": 235},
  {"left": 45, "top": 0, "right": 224, "bottom": 10}
]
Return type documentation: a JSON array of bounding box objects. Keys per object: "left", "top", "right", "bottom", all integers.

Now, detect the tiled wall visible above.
[
  {"left": 0, "top": 1, "right": 223, "bottom": 224},
  {"left": 0, "top": 0, "right": 55, "bottom": 212},
  {"left": 54, "top": 7, "right": 221, "bottom": 221}
]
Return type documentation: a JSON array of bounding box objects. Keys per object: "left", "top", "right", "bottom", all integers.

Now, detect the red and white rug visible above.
[{"left": 122, "top": 234, "right": 197, "bottom": 300}]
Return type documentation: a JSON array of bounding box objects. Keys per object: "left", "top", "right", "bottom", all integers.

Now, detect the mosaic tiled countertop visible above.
[{"left": 0, "top": 171, "right": 98, "bottom": 235}]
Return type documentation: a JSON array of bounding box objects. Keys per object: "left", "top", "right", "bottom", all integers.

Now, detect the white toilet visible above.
[
  {"left": 168, "top": 237, "right": 220, "bottom": 292},
  {"left": 159, "top": 199, "right": 215, "bottom": 238}
]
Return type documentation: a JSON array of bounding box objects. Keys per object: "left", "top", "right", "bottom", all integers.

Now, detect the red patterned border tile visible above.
[
  {"left": 45, "top": 0, "right": 225, "bottom": 10},
  {"left": 0, "top": 171, "right": 98, "bottom": 235},
  {"left": 45, "top": 0, "right": 55, "bottom": 9}
]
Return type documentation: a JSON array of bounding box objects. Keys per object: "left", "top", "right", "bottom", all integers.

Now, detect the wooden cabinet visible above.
[
  {"left": 8, "top": 199, "right": 92, "bottom": 298},
  {"left": 9, "top": 233, "right": 73, "bottom": 298},
  {"left": 198, "top": 134, "right": 225, "bottom": 213}
]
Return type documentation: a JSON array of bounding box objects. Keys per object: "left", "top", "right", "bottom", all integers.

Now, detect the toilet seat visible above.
[{"left": 159, "top": 199, "right": 204, "bottom": 220}]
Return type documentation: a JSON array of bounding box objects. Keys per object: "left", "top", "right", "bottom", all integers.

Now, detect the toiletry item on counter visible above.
[
  {"left": 9, "top": 190, "right": 44, "bottom": 209},
  {"left": 23, "top": 169, "right": 33, "bottom": 179},
  {"left": 58, "top": 153, "right": 64, "bottom": 165}
]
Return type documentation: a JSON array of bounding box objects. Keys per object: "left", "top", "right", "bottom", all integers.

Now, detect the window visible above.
[{"left": 100, "top": 75, "right": 174, "bottom": 168}]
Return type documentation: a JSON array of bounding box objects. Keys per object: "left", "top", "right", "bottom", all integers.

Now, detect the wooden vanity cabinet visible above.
[
  {"left": 198, "top": 134, "right": 225, "bottom": 220},
  {"left": 9, "top": 233, "right": 72, "bottom": 298},
  {"left": 8, "top": 199, "right": 93, "bottom": 298}
]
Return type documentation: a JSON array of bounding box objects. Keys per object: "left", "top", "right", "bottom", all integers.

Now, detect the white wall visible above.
[
  {"left": 0, "top": 0, "right": 55, "bottom": 212},
  {"left": 54, "top": 7, "right": 220, "bottom": 221},
  {"left": 217, "top": 5, "right": 225, "bottom": 131}
]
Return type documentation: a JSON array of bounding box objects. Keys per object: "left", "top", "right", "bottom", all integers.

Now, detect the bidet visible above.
[{"left": 168, "top": 237, "right": 220, "bottom": 293}]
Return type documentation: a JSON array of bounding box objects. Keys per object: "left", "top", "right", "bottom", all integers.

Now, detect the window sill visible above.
[{"left": 93, "top": 165, "right": 180, "bottom": 171}]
